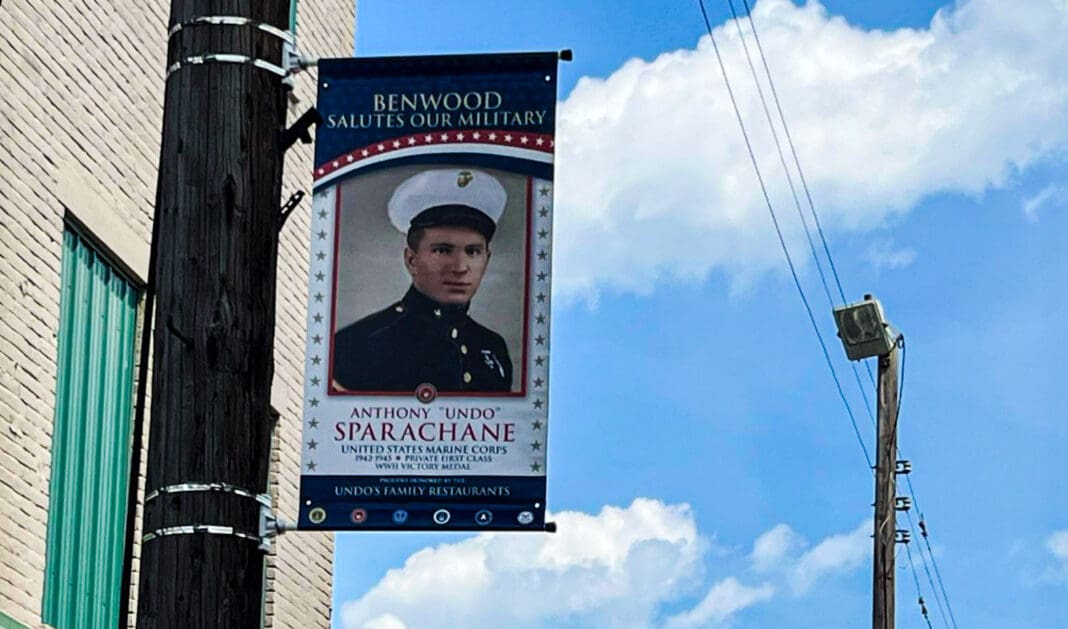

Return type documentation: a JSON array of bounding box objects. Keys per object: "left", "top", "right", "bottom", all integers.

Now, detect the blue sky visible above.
[{"left": 329, "top": 1, "right": 1068, "bottom": 627}]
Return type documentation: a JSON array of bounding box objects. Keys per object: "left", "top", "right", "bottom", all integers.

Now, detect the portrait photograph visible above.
[{"left": 328, "top": 163, "right": 531, "bottom": 396}]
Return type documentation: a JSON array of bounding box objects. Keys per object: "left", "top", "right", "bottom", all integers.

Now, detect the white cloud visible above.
[
  {"left": 789, "top": 520, "right": 870, "bottom": 594},
  {"left": 1048, "top": 531, "right": 1068, "bottom": 563},
  {"left": 341, "top": 499, "right": 703, "bottom": 629},
  {"left": 866, "top": 240, "right": 917, "bottom": 272},
  {"left": 341, "top": 501, "right": 873, "bottom": 628},
  {"left": 1045, "top": 530, "right": 1068, "bottom": 581},
  {"left": 665, "top": 578, "right": 775, "bottom": 628},
  {"left": 750, "top": 523, "right": 805, "bottom": 573},
  {"left": 1022, "top": 184, "right": 1068, "bottom": 221},
  {"left": 362, "top": 615, "right": 407, "bottom": 629},
  {"left": 744, "top": 521, "right": 870, "bottom": 594},
  {"left": 554, "top": 0, "right": 1068, "bottom": 301}
]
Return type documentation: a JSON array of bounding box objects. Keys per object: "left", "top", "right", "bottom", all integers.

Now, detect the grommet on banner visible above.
[
  {"left": 558, "top": 49, "right": 573, "bottom": 61},
  {"left": 544, "top": 521, "right": 558, "bottom": 533}
]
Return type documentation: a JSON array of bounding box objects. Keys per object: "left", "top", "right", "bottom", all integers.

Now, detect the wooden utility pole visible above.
[
  {"left": 137, "top": 1, "right": 290, "bottom": 626},
  {"left": 873, "top": 345, "right": 900, "bottom": 629}
]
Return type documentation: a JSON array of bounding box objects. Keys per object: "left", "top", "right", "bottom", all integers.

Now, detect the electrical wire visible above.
[
  {"left": 904, "top": 539, "right": 935, "bottom": 629},
  {"left": 888, "top": 336, "right": 953, "bottom": 629},
  {"left": 697, "top": 0, "right": 872, "bottom": 469},
  {"left": 723, "top": 0, "right": 877, "bottom": 429},
  {"left": 735, "top": 0, "right": 846, "bottom": 306},
  {"left": 895, "top": 336, "right": 950, "bottom": 628},
  {"left": 904, "top": 508, "right": 950, "bottom": 628},
  {"left": 897, "top": 337, "right": 959, "bottom": 628},
  {"left": 721, "top": 3, "right": 959, "bottom": 624},
  {"left": 737, "top": 0, "right": 878, "bottom": 396},
  {"left": 918, "top": 514, "right": 958, "bottom": 629}
]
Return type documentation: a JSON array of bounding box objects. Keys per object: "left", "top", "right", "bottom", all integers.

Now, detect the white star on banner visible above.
[
  {"left": 520, "top": 136, "right": 529, "bottom": 144},
  {"left": 504, "top": 134, "right": 513, "bottom": 142}
]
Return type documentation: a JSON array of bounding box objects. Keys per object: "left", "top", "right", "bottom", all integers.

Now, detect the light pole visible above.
[{"left": 833, "top": 294, "right": 905, "bottom": 629}]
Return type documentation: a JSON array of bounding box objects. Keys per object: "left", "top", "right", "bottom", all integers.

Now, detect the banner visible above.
[{"left": 298, "top": 53, "right": 559, "bottom": 531}]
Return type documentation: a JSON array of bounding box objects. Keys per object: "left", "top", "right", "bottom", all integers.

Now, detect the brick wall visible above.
[{"left": 0, "top": 1, "right": 354, "bottom": 626}]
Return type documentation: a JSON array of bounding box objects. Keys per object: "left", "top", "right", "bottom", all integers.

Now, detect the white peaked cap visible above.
[{"left": 387, "top": 168, "right": 507, "bottom": 238}]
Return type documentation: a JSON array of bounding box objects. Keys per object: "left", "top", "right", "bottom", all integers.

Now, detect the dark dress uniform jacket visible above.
[{"left": 332, "top": 287, "right": 513, "bottom": 393}]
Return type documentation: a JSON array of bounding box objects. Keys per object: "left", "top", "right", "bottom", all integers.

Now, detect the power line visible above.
[
  {"left": 736, "top": 0, "right": 846, "bottom": 305},
  {"left": 723, "top": 0, "right": 834, "bottom": 312},
  {"left": 915, "top": 513, "right": 958, "bottom": 629},
  {"left": 722, "top": 0, "right": 877, "bottom": 429},
  {"left": 904, "top": 539, "right": 935, "bottom": 629},
  {"left": 736, "top": 0, "right": 878, "bottom": 394},
  {"left": 904, "top": 508, "right": 950, "bottom": 628},
  {"left": 696, "top": 0, "right": 872, "bottom": 469},
  {"left": 897, "top": 337, "right": 959, "bottom": 628},
  {"left": 718, "top": 4, "right": 959, "bottom": 625}
]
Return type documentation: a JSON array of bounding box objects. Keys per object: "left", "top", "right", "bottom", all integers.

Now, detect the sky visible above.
[{"left": 324, "top": 1, "right": 1068, "bottom": 627}]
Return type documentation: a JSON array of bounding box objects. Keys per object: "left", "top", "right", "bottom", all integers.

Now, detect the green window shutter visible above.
[{"left": 43, "top": 227, "right": 139, "bottom": 628}]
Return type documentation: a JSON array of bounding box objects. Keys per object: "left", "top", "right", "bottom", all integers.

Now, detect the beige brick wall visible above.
[{"left": 0, "top": 1, "right": 354, "bottom": 627}]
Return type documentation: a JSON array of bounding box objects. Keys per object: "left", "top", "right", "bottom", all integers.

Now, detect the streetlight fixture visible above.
[{"left": 832, "top": 294, "right": 895, "bottom": 361}]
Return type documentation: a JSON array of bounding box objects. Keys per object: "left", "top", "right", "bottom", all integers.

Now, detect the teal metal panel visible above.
[{"left": 43, "top": 228, "right": 139, "bottom": 629}]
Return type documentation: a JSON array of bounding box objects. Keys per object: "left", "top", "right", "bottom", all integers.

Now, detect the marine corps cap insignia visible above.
[{"left": 387, "top": 167, "right": 506, "bottom": 241}]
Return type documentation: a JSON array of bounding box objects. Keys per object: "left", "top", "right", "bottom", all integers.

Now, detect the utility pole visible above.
[
  {"left": 137, "top": 0, "right": 290, "bottom": 626},
  {"left": 873, "top": 344, "right": 899, "bottom": 629},
  {"left": 832, "top": 295, "right": 904, "bottom": 629}
]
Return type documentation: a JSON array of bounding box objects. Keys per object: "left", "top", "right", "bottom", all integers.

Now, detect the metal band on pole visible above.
[
  {"left": 145, "top": 482, "right": 272, "bottom": 507},
  {"left": 143, "top": 483, "right": 287, "bottom": 551},
  {"left": 166, "top": 54, "right": 289, "bottom": 79},
  {"left": 168, "top": 16, "right": 296, "bottom": 45},
  {"left": 142, "top": 525, "right": 262, "bottom": 545}
]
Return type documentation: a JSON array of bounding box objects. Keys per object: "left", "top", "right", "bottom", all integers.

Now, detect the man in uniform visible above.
[{"left": 332, "top": 168, "right": 513, "bottom": 394}]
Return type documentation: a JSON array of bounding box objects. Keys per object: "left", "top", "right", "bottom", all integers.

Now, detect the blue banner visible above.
[{"left": 299, "top": 53, "right": 559, "bottom": 532}]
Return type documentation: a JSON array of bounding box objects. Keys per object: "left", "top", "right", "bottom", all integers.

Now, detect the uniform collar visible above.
[{"left": 400, "top": 286, "right": 470, "bottom": 323}]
